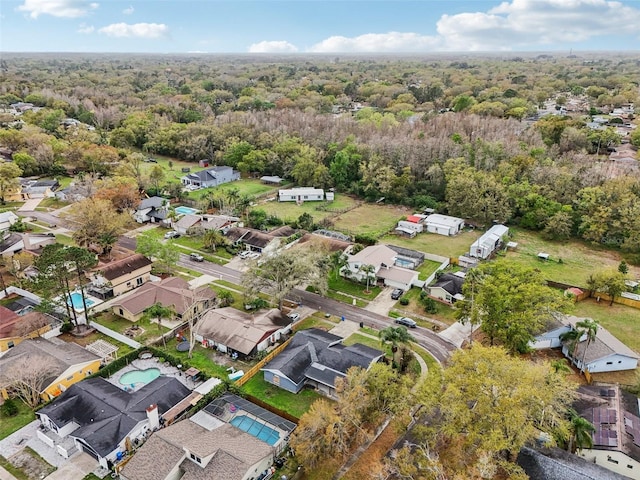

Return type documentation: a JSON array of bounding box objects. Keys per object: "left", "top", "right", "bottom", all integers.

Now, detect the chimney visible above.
[{"left": 146, "top": 404, "right": 159, "bottom": 431}]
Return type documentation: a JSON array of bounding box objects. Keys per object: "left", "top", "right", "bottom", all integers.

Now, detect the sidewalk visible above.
[{"left": 0, "top": 466, "right": 19, "bottom": 480}]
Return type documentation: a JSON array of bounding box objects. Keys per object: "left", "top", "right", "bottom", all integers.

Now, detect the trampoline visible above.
[{"left": 176, "top": 341, "right": 190, "bottom": 352}]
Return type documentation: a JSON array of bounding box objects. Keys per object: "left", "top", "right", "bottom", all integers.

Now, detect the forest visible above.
[{"left": 1, "top": 52, "right": 639, "bottom": 259}]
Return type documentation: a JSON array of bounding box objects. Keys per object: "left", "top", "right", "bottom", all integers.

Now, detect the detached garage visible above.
[{"left": 425, "top": 214, "right": 465, "bottom": 236}]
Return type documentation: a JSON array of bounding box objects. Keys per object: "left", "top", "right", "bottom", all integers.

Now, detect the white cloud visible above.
[
  {"left": 98, "top": 23, "right": 169, "bottom": 39},
  {"left": 436, "top": 0, "right": 640, "bottom": 50},
  {"left": 248, "top": 40, "right": 298, "bottom": 53},
  {"left": 122, "top": 5, "right": 134, "bottom": 15},
  {"left": 77, "top": 23, "right": 94, "bottom": 34},
  {"left": 18, "top": 0, "right": 98, "bottom": 18},
  {"left": 304, "top": 0, "right": 640, "bottom": 53},
  {"left": 309, "top": 32, "right": 441, "bottom": 53}
]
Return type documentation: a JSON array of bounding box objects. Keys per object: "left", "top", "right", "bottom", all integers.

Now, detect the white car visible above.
[
  {"left": 248, "top": 252, "right": 261, "bottom": 259},
  {"left": 287, "top": 312, "right": 300, "bottom": 322},
  {"left": 239, "top": 251, "right": 251, "bottom": 259},
  {"left": 164, "top": 231, "right": 180, "bottom": 239}
]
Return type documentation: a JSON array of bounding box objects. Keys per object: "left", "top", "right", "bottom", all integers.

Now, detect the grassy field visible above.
[
  {"left": 255, "top": 195, "right": 359, "bottom": 224},
  {"left": 0, "top": 401, "right": 35, "bottom": 440},
  {"left": 416, "top": 259, "right": 442, "bottom": 281},
  {"left": 573, "top": 298, "right": 640, "bottom": 353},
  {"left": 332, "top": 203, "right": 410, "bottom": 238},
  {"left": 381, "top": 229, "right": 482, "bottom": 259},
  {"left": 241, "top": 374, "right": 322, "bottom": 419},
  {"left": 504, "top": 228, "right": 640, "bottom": 287}
]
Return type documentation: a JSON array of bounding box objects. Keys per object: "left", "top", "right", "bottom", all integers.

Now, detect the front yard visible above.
[{"left": 0, "top": 401, "right": 35, "bottom": 441}]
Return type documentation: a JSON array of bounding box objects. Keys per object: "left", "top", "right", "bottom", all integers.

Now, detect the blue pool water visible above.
[
  {"left": 119, "top": 368, "right": 161, "bottom": 386},
  {"left": 230, "top": 415, "right": 280, "bottom": 445},
  {"left": 175, "top": 206, "right": 199, "bottom": 215},
  {"left": 67, "top": 292, "right": 95, "bottom": 311}
]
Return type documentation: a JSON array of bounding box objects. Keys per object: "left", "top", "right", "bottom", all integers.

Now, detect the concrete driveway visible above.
[
  {"left": 18, "top": 198, "right": 42, "bottom": 211},
  {"left": 363, "top": 286, "right": 397, "bottom": 316},
  {"left": 43, "top": 452, "right": 97, "bottom": 480}
]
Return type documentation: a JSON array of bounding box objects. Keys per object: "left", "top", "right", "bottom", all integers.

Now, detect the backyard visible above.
[
  {"left": 381, "top": 229, "right": 482, "bottom": 259},
  {"left": 0, "top": 401, "right": 35, "bottom": 440},
  {"left": 240, "top": 374, "right": 323, "bottom": 419},
  {"left": 573, "top": 298, "right": 640, "bottom": 353},
  {"left": 254, "top": 194, "right": 359, "bottom": 225},
  {"left": 332, "top": 203, "right": 410, "bottom": 238},
  {"left": 93, "top": 312, "right": 171, "bottom": 346},
  {"left": 504, "top": 228, "right": 640, "bottom": 287}
]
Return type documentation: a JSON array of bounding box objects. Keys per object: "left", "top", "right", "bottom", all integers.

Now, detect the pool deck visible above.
[{"left": 106, "top": 358, "right": 203, "bottom": 393}]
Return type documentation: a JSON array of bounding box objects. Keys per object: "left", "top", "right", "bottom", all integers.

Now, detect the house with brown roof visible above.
[
  {"left": 173, "top": 214, "right": 202, "bottom": 235},
  {"left": 0, "top": 338, "right": 101, "bottom": 401},
  {"left": 194, "top": 308, "right": 292, "bottom": 358},
  {"left": 120, "top": 393, "right": 295, "bottom": 480},
  {"left": 88, "top": 254, "right": 153, "bottom": 299},
  {"left": 111, "top": 277, "right": 216, "bottom": 322},
  {"left": 0, "top": 307, "right": 60, "bottom": 353},
  {"left": 225, "top": 227, "right": 282, "bottom": 254}
]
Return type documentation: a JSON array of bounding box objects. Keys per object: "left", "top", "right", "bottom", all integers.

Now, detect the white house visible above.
[
  {"left": 278, "top": 187, "right": 325, "bottom": 202},
  {"left": 0, "top": 212, "right": 19, "bottom": 232},
  {"left": 531, "top": 315, "right": 639, "bottom": 373},
  {"left": 133, "top": 197, "right": 168, "bottom": 224},
  {"left": 469, "top": 224, "right": 509, "bottom": 259},
  {"left": 424, "top": 214, "right": 465, "bottom": 236},
  {"left": 396, "top": 220, "right": 423, "bottom": 234},
  {"left": 344, "top": 244, "right": 419, "bottom": 291}
]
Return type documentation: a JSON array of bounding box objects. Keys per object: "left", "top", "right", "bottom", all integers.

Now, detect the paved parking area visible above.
[
  {"left": 43, "top": 452, "right": 97, "bottom": 480},
  {"left": 364, "top": 286, "right": 396, "bottom": 316},
  {"left": 0, "top": 420, "right": 40, "bottom": 459}
]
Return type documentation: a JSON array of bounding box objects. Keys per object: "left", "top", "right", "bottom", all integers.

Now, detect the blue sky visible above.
[{"left": 1, "top": 0, "right": 639, "bottom": 53}]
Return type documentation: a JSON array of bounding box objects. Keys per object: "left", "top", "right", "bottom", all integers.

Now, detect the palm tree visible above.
[
  {"left": 550, "top": 358, "right": 571, "bottom": 374},
  {"left": 144, "top": 303, "right": 173, "bottom": 348},
  {"left": 379, "top": 326, "right": 414, "bottom": 372},
  {"left": 560, "top": 319, "right": 599, "bottom": 374},
  {"left": 358, "top": 263, "right": 376, "bottom": 293},
  {"left": 567, "top": 409, "right": 595, "bottom": 453}
]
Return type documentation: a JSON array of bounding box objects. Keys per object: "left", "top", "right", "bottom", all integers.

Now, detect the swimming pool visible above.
[
  {"left": 230, "top": 415, "right": 280, "bottom": 446},
  {"left": 175, "top": 206, "right": 199, "bottom": 215},
  {"left": 67, "top": 292, "right": 95, "bottom": 311},
  {"left": 119, "top": 368, "right": 161, "bottom": 386}
]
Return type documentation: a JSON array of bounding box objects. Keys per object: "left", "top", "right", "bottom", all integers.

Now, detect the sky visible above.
[{"left": 1, "top": 0, "right": 640, "bottom": 53}]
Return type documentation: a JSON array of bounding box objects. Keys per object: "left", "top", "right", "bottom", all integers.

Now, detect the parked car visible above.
[
  {"left": 394, "top": 317, "right": 417, "bottom": 328},
  {"left": 391, "top": 288, "right": 404, "bottom": 300},
  {"left": 189, "top": 253, "right": 204, "bottom": 262},
  {"left": 239, "top": 251, "right": 251, "bottom": 259},
  {"left": 248, "top": 252, "right": 261, "bottom": 259},
  {"left": 144, "top": 157, "right": 158, "bottom": 163},
  {"left": 287, "top": 312, "right": 300, "bottom": 322},
  {"left": 164, "top": 231, "right": 180, "bottom": 239}
]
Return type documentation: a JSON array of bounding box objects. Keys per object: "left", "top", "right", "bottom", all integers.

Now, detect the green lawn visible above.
[
  {"left": 328, "top": 274, "right": 381, "bottom": 301},
  {"left": 381, "top": 229, "right": 482, "bottom": 259},
  {"left": 293, "top": 312, "right": 339, "bottom": 332},
  {"left": 332, "top": 203, "right": 410, "bottom": 238},
  {"left": 37, "top": 197, "right": 70, "bottom": 210},
  {"left": 241, "top": 373, "right": 323, "bottom": 419},
  {"left": 154, "top": 340, "right": 231, "bottom": 379},
  {"left": 392, "top": 287, "right": 459, "bottom": 326},
  {"left": 323, "top": 289, "right": 367, "bottom": 308},
  {"left": 343, "top": 332, "right": 386, "bottom": 352},
  {"left": 54, "top": 234, "right": 75, "bottom": 246},
  {"left": 416, "top": 259, "right": 442, "bottom": 281},
  {"left": 573, "top": 298, "right": 640, "bottom": 353},
  {"left": 504, "top": 228, "right": 640, "bottom": 287},
  {"left": 93, "top": 312, "right": 170, "bottom": 345},
  {"left": 0, "top": 401, "right": 35, "bottom": 440},
  {"left": 254, "top": 194, "right": 359, "bottom": 224}
]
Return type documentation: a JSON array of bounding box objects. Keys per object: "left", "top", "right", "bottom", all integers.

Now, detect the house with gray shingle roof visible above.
[
  {"left": 180, "top": 165, "right": 240, "bottom": 188},
  {"left": 133, "top": 196, "right": 169, "bottom": 224},
  {"left": 262, "top": 328, "right": 383, "bottom": 397}
]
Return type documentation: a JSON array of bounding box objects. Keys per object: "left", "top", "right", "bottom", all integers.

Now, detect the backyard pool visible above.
[
  {"left": 230, "top": 415, "right": 280, "bottom": 446},
  {"left": 67, "top": 292, "right": 95, "bottom": 311},
  {"left": 175, "top": 206, "right": 199, "bottom": 215},
  {"left": 119, "top": 368, "right": 161, "bottom": 386}
]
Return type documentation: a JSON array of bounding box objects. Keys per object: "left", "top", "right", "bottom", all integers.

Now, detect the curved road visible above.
[{"left": 177, "top": 254, "right": 456, "bottom": 363}]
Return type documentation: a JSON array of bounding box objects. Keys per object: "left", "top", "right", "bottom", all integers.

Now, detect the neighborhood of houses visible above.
[{"left": 0, "top": 167, "right": 639, "bottom": 480}]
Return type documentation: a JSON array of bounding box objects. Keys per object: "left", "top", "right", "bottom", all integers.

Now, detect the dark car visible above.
[
  {"left": 391, "top": 288, "right": 404, "bottom": 300},
  {"left": 395, "top": 317, "right": 417, "bottom": 328}
]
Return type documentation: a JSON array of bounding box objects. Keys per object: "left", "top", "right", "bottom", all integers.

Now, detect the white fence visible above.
[
  {"left": 89, "top": 321, "right": 141, "bottom": 349},
  {"left": 422, "top": 257, "right": 451, "bottom": 288}
]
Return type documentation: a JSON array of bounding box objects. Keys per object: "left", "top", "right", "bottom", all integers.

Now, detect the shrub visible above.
[
  {"left": 60, "top": 322, "right": 74, "bottom": 333},
  {"left": 399, "top": 297, "right": 409, "bottom": 306},
  {"left": 0, "top": 398, "right": 19, "bottom": 417}
]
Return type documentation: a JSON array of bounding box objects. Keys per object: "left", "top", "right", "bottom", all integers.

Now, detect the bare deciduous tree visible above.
[{"left": 0, "top": 354, "right": 57, "bottom": 407}]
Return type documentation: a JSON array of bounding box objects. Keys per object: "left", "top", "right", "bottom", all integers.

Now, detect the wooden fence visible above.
[{"left": 234, "top": 337, "right": 293, "bottom": 387}]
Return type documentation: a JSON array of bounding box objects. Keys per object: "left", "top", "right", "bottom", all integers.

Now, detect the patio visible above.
[{"left": 105, "top": 357, "right": 203, "bottom": 392}]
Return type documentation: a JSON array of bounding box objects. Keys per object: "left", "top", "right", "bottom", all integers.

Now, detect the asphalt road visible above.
[
  {"left": 17, "top": 210, "right": 69, "bottom": 227},
  {"left": 178, "top": 255, "right": 456, "bottom": 363}
]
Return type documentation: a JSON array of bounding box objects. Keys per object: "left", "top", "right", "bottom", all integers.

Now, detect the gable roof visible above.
[
  {"left": 0, "top": 211, "right": 19, "bottom": 225},
  {"left": 195, "top": 308, "right": 291, "bottom": 355},
  {"left": 93, "top": 254, "right": 152, "bottom": 281},
  {"left": 263, "top": 328, "right": 382, "bottom": 388},
  {"left": 111, "top": 277, "right": 216, "bottom": 316},
  {"left": 425, "top": 213, "right": 464, "bottom": 227},
  {"left": 225, "top": 227, "right": 276, "bottom": 249},
  {"left": 137, "top": 197, "right": 165, "bottom": 211},
  {"left": 175, "top": 214, "right": 202, "bottom": 230},
  {"left": 471, "top": 224, "right": 509, "bottom": 250},
  {"left": 349, "top": 245, "right": 396, "bottom": 269},
  {"left": 564, "top": 316, "right": 640, "bottom": 363},
  {"left": 184, "top": 166, "right": 233, "bottom": 182},
  {"left": 121, "top": 406, "right": 273, "bottom": 480},
  {"left": 431, "top": 273, "right": 465, "bottom": 296},
  {"left": 517, "top": 447, "right": 629, "bottom": 480},
  {"left": 38, "top": 376, "right": 191, "bottom": 457},
  {"left": 0, "top": 311, "right": 54, "bottom": 338}
]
